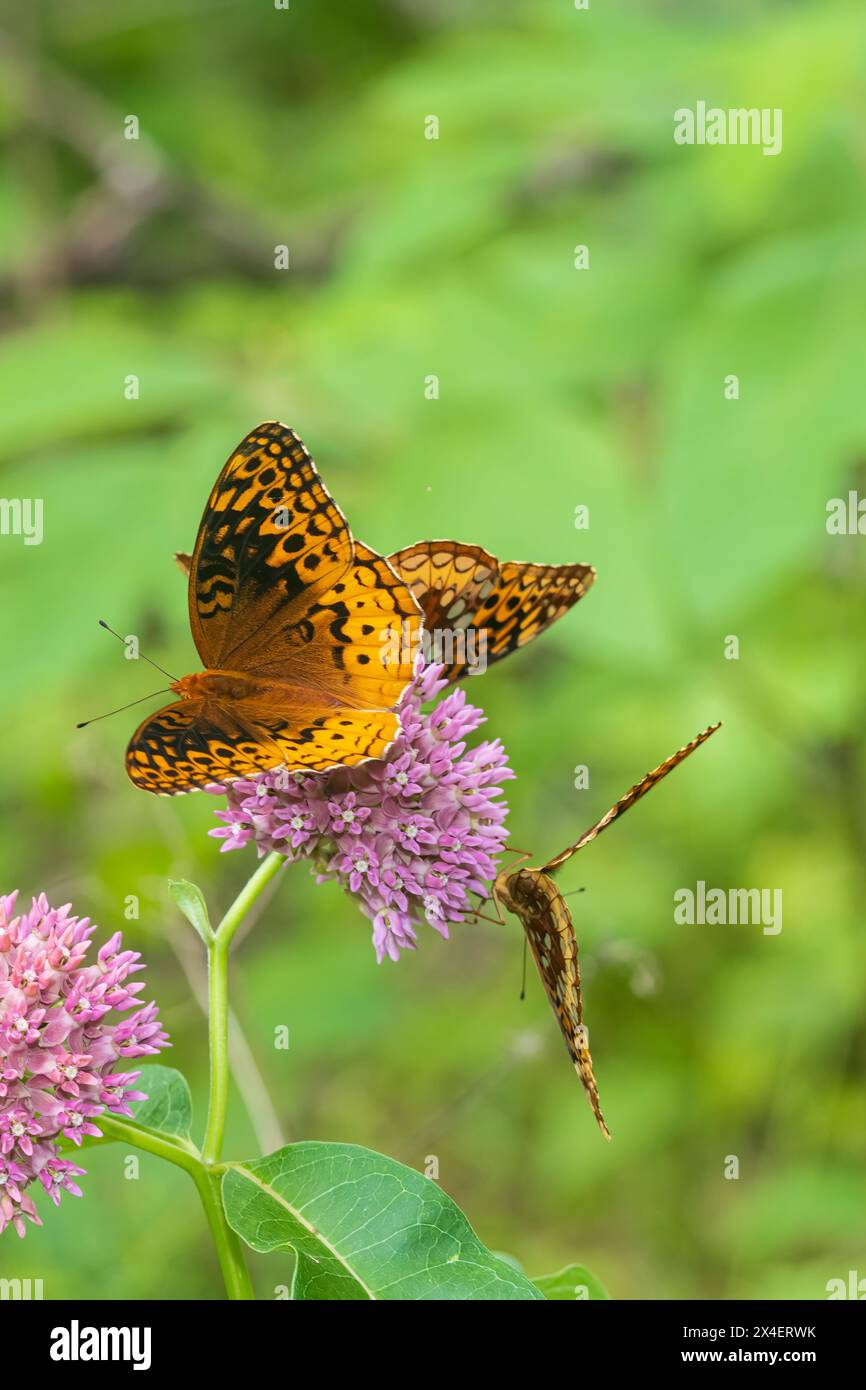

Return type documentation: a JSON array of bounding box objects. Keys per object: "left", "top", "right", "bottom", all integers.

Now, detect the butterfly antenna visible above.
[
  {"left": 77, "top": 689, "right": 173, "bottom": 728},
  {"left": 519, "top": 936, "right": 528, "bottom": 1001},
  {"left": 98, "top": 620, "right": 178, "bottom": 682},
  {"left": 544, "top": 722, "right": 722, "bottom": 874}
]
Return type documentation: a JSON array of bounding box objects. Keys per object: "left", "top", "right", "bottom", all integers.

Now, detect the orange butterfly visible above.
[
  {"left": 492, "top": 723, "right": 722, "bottom": 1138},
  {"left": 158, "top": 424, "right": 596, "bottom": 795},
  {"left": 177, "top": 538, "right": 595, "bottom": 687},
  {"left": 127, "top": 422, "right": 422, "bottom": 795}
]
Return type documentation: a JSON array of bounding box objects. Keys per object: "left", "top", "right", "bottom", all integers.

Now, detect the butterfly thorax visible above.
[{"left": 172, "top": 670, "right": 269, "bottom": 703}]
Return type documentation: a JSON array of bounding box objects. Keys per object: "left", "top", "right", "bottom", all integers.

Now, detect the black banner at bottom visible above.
[{"left": 0, "top": 1296, "right": 861, "bottom": 1374}]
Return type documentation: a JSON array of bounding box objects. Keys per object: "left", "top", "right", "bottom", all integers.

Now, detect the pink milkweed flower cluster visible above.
[
  {"left": 211, "top": 660, "right": 513, "bottom": 962},
  {"left": 0, "top": 892, "right": 169, "bottom": 1237}
]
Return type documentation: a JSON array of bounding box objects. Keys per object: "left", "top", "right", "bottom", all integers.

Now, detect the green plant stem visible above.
[
  {"left": 202, "top": 851, "right": 285, "bottom": 1167},
  {"left": 202, "top": 933, "right": 232, "bottom": 1167},
  {"left": 191, "top": 1166, "right": 255, "bottom": 1301},
  {"left": 112, "top": 852, "right": 286, "bottom": 1298},
  {"left": 98, "top": 1115, "right": 254, "bottom": 1300},
  {"left": 85, "top": 856, "right": 285, "bottom": 1298},
  {"left": 98, "top": 1114, "right": 200, "bottom": 1173}
]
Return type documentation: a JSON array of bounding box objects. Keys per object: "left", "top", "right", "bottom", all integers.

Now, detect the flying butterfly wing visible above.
[
  {"left": 389, "top": 540, "right": 595, "bottom": 684},
  {"left": 543, "top": 723, "right": 722, "bottom": 874},
  {"left": 496, "top": 866, "right": 609, "bottom": 1138}
]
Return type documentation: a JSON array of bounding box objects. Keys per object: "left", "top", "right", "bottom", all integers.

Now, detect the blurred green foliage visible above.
[{"left": 0, "top": 0, "right": 864, "bottom": 1300}]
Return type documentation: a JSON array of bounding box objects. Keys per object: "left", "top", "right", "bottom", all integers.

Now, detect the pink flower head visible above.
[
  {"left": 0, "top": 892, "right": 169, "bottom": 1237},
  {"left": 211, "top": 660, "right": 513, "bottom": 961}
]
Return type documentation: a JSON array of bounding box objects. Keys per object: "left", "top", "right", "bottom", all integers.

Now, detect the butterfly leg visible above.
[
  {"left": 501, "top": 847, "right": 533, "bottom": 866},
  {"left": 466, "top": 889, "right": 507, "bottom": 927},
  {"left": 468, "top": 848, "right": 534, "bottom": 925}
]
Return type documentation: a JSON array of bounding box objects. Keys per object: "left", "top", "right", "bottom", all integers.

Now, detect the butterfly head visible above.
[
  {"left": 492, "top": 862, "right": 538, "bottom": 916},
  {"left": 492, "top": 867, "right": 517, "bottom": 913}
]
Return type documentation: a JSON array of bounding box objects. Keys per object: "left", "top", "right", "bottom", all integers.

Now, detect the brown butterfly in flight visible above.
[{"left": 491, "top": 722, "right": 722, "bottom": 1139}]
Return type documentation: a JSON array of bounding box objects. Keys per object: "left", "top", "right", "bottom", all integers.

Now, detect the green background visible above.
[{"left": 0, "top": 0, "right": 864, "bottom": 1300}]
